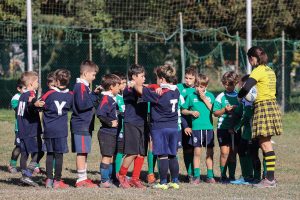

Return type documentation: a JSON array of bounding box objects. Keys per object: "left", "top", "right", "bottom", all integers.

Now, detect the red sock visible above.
[
  {"left": 132, "top": 156, "right": 144, "bottom": 180},
  {"left": 119, "top": 166, "right": 128, "bottom": 176}
]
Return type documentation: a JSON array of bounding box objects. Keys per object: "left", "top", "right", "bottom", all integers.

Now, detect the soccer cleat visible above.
[
  {"left": 192, "top": 177, "right": 201, "bottom": 185},
  {"left": 152, "top": 183, "right": 169, "bottom": 190},
  {"left": 53, "top": 180, "right": 69, "bottom": 189},
  {"left": 168, "top": 182, "right": 180, "bottom": 189},
  {"left": 8, "top": 165, "right": 18, "bottom": 173},
  {"left": 147, "top": 173, "right": 156, "bottom": 184},
  {"left": 187, "top": 175, "right": 194, "bottom": 184},
  {"left": 45, "top": 178, "right": 53, "bottom": 188},
  {"left": 100, "top": 181, "right": 117, "bottom": 188},
  {"left": 252, "top": 178, "right": 277, "bottom": 188},
  {"left": 230, "top": 177, "right": 250, "bottom": 185},
  {"left": 116, "top": 173, "right": 131, "bottom": 189},
  {"left": 20, "top": 176, "right": 38, "bottom": 187},
  {"left": 129, "top": 178, "right": 146, "bottom": 189},
  {"left": 22, "top": 169, "right": 33, "bottom": 177},
  {"left": 205, "top": 177, "right": 216, "bottom": 184},
  {"left": 75, "top": 179, "right": 98, "bottom": 188},
  {"left": 219, "top": 176, "right": 230, "bottom": 184}
]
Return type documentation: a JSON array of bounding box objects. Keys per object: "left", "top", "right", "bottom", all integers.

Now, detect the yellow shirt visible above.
[{"left": 249, "top": 65, "right": 276, "bottom": 102}]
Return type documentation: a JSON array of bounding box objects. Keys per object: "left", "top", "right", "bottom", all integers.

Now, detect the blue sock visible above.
[
  {"left": 159, "top": 157, "right": 169, "bottom": 184},
  {"left": 100, "top": 163, "right": 110, "bottom": 183},
  {"left": 169, "top": 156, "right": 179, "bottom": 183}
]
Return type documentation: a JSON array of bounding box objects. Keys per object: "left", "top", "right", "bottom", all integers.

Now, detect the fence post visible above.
[
  {"left": 38, "top": 34, "right": 42, "bottom": 97},
  {"left": 135, "top": 33, "right": 138, "bottom": 64},
  {"left": 281, "top": 30, "right": 285, "bottom": 113},
  {"left": 26, "top": 0, "right": 33, "bottom": 71},
  {"left": 179, "top": 12, "right": 185, "bottom": 83},
  {"left": 235, "top": 31, "right": 239, "bottom": 74},
  {"left": 89, "top": 33, "right": 92, "bottom": 61}
]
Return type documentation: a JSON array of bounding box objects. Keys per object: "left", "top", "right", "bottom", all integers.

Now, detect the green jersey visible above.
[
  {"left": 177, "top": 83, "right": 196, "bottom": 99},
  {"left": 234, "top": 99, "right": 253, "bottom": 140},
  {"left": 11, "top": 93, "right": 21, "bottom": 132},
  {"left": 116, "top": 94, "right": 125, "bottom": 133},
  {"left": 213, "top": 90, "right": 240, "bottom": 129},
  {"left": 178, "top": 94, "right": 185, "bottom": 130},
  {"left": 183, "top": 91, "right": 215, "bottom": 130}
]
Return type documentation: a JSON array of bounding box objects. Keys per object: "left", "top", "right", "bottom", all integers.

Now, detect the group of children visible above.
[{"left": 7, "top": 60, "right": 266, "bottom": 189}]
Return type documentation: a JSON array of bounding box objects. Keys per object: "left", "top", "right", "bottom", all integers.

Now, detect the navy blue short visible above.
[
  {"left": 124, "top": 123, "right": 149, "bottom": 156},
  {"left": 71, "top": 133, "right": 92, "bottom": 153},
  {"left": 151, "top": 128, "right": 178, "bottom": 156},
  {"left": 98, "top": 131, "right": 117, "bottom": 157},
  {"left": 217, "top": 129, "right": 241, "bottom": 147},
  {"left": 116, "top": 131, "right": 125, "bottom": 153},
  {"left": 177, "top": 130, "right": 182, "bottom": 149},
  {"left": 20, "top": 136, "right": 42, "bottom": 153},
  {"left": 44, "top": 137, "right": 68, "bottom": 154},
  {"left": 189, "top": 130, "right": 214, "bottom": 148}
]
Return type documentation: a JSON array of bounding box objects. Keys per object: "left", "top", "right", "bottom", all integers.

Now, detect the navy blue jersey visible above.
[
  {"left": 70, "top": 78, "right": 98, "bottom": 134},
  {"left": 142, "top": 84, "right": 179, "bottom": 129},
  {"left": 96, "top": 93, "right": 118, "bottom": 135},
  {"left": 41, "top": 88, "right": 73, "bottom": 138},
  {"left": 123, "top": 87, "right": 147, "bottom": 126},
  {"left": 17, "top": 90, "right": 42, "bottom": 139}
]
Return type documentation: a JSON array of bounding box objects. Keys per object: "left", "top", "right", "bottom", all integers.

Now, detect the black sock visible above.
[
  {"left": 168, "top": 156, "right": 179, "bottom": 183},
  {"left": 54, "top": 153, "right": 63, "bottom": 181},
  {"left": 20, "top": 152, "right": 29, "bottom": 171},
  {"left": 46, "top": 153, "right": 54, "bottom": 179},
  {"left": 11, "top": 146, "right": 21, "bottom": 161},
  {"left": 264, "top": 151, "right": 276, "bottom": 181},
  {"left": 158, "top": 156, "right": 169, "bottom": 184}
]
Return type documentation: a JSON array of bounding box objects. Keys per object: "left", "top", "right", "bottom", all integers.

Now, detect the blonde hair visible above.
[
  {"left": 155, "top": 64, "right": 177, "bottom": 84},
  {"left": 20, "top": 71, "right": 38, "bottom": 87},
  {"left": 80, "top": 60, "right": 99, "bottom": 75},
  {"left": 196, "top": 73, "right": 209, "bottom": 86}
]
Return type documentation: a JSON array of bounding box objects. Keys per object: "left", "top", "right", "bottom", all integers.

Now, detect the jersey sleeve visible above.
[
  {"left": 142, "top": 87, "right": 159, "bottom": 103},
  {"left": 249, "top": 67, "right": 263, "bottom": 82},
  {"left": 182, "top": 95, "right": 191, "bottom": 110},
  {"left": 96, "top": 96, "right": 113, "bottom": 127},
  {"left": 213, "top": 94, "right": 223, "bottom": 112},
  {"left": 11, "top": 94, "right": 20, "bottom": 110},
  {"left": 73, "top": 84, "right": 94, "bottom": 111}
]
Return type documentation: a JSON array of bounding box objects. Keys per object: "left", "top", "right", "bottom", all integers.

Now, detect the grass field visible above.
[{"left": 0, "top": 109, "right": 299, "bottom": 200}]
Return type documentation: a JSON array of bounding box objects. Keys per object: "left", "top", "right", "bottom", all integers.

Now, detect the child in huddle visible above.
[
  {"left": 213, "top": 71, "right": 240, "bottom": 183},
  {"left": 134, "top": 64, "right": 180, "bottom": 190},
  {"left": 182, "top": 74, "right": 216, "bottom": 184},
  {"left": 8, "top": 79, "right": 24, "bottom": 173},
  {"left": 97, "top": 74, "right": 121, "bottom": 188},
  {"left": 17, "top": 71, "right": 45, "bottom": 186},
  {"left": 71, "top": 60, "right": 99, "bottom": 188},
  {"left": 42, "top": 69, "right": 73, "bottom": 189}
]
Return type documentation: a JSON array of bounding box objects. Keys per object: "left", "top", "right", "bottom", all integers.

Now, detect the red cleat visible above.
[
  {"left": 75, "top": 179, "right": 98, "bottom": 188},
  {"left": 116, "top": 173, "right": 131, "bottom": 189},
  {"left": 129, "top": 179, "right": 146, "bottom": 189},
  {"left": 53, "top": 180, "right": 69, "bottom": 189}
]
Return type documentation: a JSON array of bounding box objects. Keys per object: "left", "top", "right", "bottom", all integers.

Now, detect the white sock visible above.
[{"left": 77, "top": 169, "right": 87, "bottom": 183}]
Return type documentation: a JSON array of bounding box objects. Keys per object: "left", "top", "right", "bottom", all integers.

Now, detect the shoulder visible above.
[
  {"left": 11, "top": 93, "right": 21, "bottom": 101},
  {"left": 41, "top": 89, "right": 56, "bottom": 101},
  {"left": 215, "top": 92, "right": 225, "bottom": 103}
]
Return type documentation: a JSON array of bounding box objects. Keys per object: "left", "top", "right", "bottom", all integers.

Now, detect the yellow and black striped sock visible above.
[{"left": 264, "top": 151, "right": 276, "bottom": 181}]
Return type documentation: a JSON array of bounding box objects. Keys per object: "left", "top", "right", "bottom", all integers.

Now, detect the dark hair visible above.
[
  {"left": 55, "top": 69, "right": 71, "bottom": 87},
  {"left": 101, "top": 74, "right": 121, "bottom": 91},
  {"left": 16, "top": 78, "right": 23, "bottom": 89},
  {"left": 128, "top": 64, "right": 145, "bottom": 80},
  {"left": 241, "top": 74, "right": 250, "bottom": 82},
  {"left": 247, "top": 46, "right": 268, "bottom": 65},
  {"left": 112, "top": 72, "right": 126, "bottom": 80},
  {"left": 155, "top": 64, "right": 177, "bottom": 84},
  {"left": 47, "top": 71, "right": 56, "bottom": 86},
  {"left": 196, "top": 73, "right": 209, "bottom": 86},
  {"left": 221, "top": 71, "right": 239, "bottom": 86},
  {"left": 185, "top": 66, "right": 198, "bottom": 77},
  {"left": 80, "top": 60, "right": 99, "bottom": 75}
]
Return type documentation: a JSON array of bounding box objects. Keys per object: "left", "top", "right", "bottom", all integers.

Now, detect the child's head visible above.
[
  {"left": 47, "top": 71, "right": 57, "bottom": 89},
  {"left": 195, "top": 73, "right": 209, "bottom": 93},
  {"left": 55, "top": 69, "right": 71, "bottom": 88},
  {"left": 128, "top": 64, "right": 145, "bottom": 85},
  {"left": 112, "top": 72, "right": 127, "bottom": 92},
  {"left": 16, "top": 78, "right": 25, "bottom": 93},
  {"left": 20, "top": 71, "right": 39, "bottom": 91},
  {"left": 184, "top": 66, "right": 198, "bottom": 87},
  {"left": 154, "top": 64, "right": 177, "bottom": 85},
  {"left": 80, "top": 60, "right": 99, "bottom": 84},
  {"left": 221, "top": 71, "right": 239, "bottom": 92},
  {"left": 101, "top": 74, "right": 121, "bottom": 95},
  {"left": 239, "top": 74, "right": 250, "bottom": 88}
]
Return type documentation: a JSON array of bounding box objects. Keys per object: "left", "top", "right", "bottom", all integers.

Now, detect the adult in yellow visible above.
[{"left": 238, "top": 46, "right": 282, "bottom": 188}]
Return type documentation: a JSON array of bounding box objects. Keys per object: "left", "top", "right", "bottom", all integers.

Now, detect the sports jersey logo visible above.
[
  {"left": 206, "top": 97, "right": 211, "bottom": 102},
  {"left": 193, "top": 98, "right": 199, "bottom": 103},
  {"left": 17, "top": 101, "right": 26, "bottom": 116},
  {"left": 54, "top": 101, "right": 66, "bottom": 116},
  {"left": 119, "top": 132, "right": 123, "bottom": 139},
  {"left": 225, "top": 100, "right": 229, "bottom": 105},
  {"left": 193, "top": 137, "right": 198, "bottom": 143},
  {"left": 182, "top": 89, "right": 186, "bottom": 94}
]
